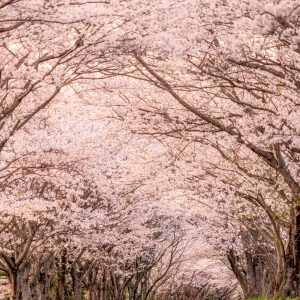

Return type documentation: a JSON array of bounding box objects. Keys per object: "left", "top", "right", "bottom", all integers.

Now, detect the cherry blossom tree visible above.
[
  {"left": 96, "top": 0, "right": 300, "bottom": 297},
  {"left": 4, "top": 0, "right": 300, "bottom": 298}
]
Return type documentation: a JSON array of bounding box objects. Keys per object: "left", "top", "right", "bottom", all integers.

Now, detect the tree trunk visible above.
[
  {"left": 56, "top": 249, "right": 67, "bottom": 300},
  {"left": 31, "top": 282, "right": 42, "bottom": 300},
  {"left": 18, "top": 262, "right": 31, "bottom": 300},
  {"left": 246, "top": 252, "right": 262, "bottom": 297},
  {"left": 227, "top": 249, "right": 248, "bottom": 296},
  {"left": 281, "top": 206, "right": 300, "bottom": 297},
  {"left": 88, "top": 283, "right": 96, "bottom": 300},
  {"left": 9, "top": 270, "right": 21, "bottom": 300},
  {"left": 228, "top": 249, "right": 268, "bottom": 299},
  {"left": 72, "top": 272, "right": 82, "bottom": 300},
  {"left": 88, "top": 268, "right": 98, "bottom": 300},
  {"left": 31, "top": 271, "right": 52, "bottom": 300}
]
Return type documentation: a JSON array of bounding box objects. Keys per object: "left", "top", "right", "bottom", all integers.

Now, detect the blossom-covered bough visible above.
[
  {"left": 1, "top": 0, "right": 299, "bottom": 299},
  {"left": 0, "top": 1, "right": 223, "bottom": 299},
  {"left": 107, "top": 0, "right": 300, "bottom": 298}
]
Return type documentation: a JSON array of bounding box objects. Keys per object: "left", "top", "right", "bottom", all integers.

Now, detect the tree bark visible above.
[
  {"left": 56, "top": 249, "right": 67, "bottom": 300},
  {"left": 9, "top": 269, "right": 21, "bottom": 300},
  {"left": 281, "top": 206, "right": 300, "bottom": 297}
]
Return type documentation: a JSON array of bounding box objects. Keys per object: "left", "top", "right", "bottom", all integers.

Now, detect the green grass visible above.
[{"left": 248, "top": 297, "right": 298, "bottom": 300}]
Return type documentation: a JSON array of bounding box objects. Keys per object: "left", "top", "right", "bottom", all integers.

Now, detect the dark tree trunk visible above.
[
  {"left": 30, "top": 253, "right": 54, "bottom": 300},
  {"left": 56, "top": 249, "right": 67, "bottom": 300},
  {"left": 227, "top": 249, "right": 268, "bottom": 299},
  {"left": 281, "top": 206, "right": 300, "bottom": 297},
  {"left": 9, "top": 269, "right": 22, "bottom": 300}
]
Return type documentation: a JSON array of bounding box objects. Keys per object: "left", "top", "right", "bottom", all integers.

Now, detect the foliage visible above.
[{"left": 0, "top": 0, "right": 300, "bottom": 299}]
